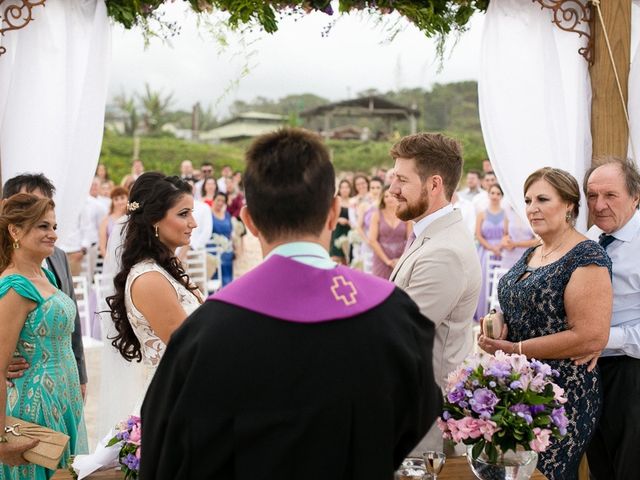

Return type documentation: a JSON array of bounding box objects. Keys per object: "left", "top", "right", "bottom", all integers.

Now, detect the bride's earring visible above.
[{"left": 154, "top": 225, "right": 159, "bottom": 238}]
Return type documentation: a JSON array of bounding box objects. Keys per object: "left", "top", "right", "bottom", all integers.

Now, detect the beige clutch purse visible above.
[
  {"left": 4, "top": 416, "right": 70, "bottom": 470},
  {"left": 482, "top": 309, "right": 505, "bottom": 340}
]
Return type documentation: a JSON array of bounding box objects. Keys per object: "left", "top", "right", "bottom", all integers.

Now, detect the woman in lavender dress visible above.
[
  {"left": 500, "top": 206, "right": 538, "bottom": 270},
  {"left": 475, "top": 184, "right": 508, "bottom": 319},
  {"left": 369, "top": 186, "right": 408, "bottom": 279},
  {"left": 358, "top": 177, "right": 384, "bottom": 273}
]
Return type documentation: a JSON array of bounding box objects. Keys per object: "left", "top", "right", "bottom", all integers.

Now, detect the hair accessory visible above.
[
  {"left": 127, "top": 201, "right": 140, "bottom": 213},
  {"left": 12, "top": 238, "right": 19, "bottom": 250},
  {"left": 154, "top": 225, "right": 159, "bottom": 238}
]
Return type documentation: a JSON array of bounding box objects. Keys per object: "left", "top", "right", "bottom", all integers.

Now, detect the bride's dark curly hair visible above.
[{"left": 106, "top": 172, "right": 199, "bottom": 362}]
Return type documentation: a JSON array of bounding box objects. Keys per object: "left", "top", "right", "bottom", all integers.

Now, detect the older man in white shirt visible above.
[{"left": 584, "top": 157, "right": 640, "bottom": 480}]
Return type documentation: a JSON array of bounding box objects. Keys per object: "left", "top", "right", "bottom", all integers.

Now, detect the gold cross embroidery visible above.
[{"left": 330, "top": 275, "right": 358, "bottom": 306}]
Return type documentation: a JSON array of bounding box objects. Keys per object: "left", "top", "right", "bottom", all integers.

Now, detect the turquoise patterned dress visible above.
[{"left": 1, "top": 271, "right": 87, "bottom": 480}]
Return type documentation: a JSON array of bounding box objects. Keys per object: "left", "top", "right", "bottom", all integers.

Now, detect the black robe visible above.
[{"left": 140, "top": 288, "right": 441, "bottom": 479}]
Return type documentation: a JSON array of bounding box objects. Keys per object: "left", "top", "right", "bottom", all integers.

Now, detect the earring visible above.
[
  {"left": 154, "top": 225, "right": 159, "bottom": 238},
  {"left": 12, "top": 238, "right": 19, "bottom": 249},
  {"left": 565, "top": 212, "right": 571, "bottom": 223}
]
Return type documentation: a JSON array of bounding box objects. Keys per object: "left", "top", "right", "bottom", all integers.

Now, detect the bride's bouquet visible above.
[{"left": 106, "top": 415, "right": 142, "bottom": 479}]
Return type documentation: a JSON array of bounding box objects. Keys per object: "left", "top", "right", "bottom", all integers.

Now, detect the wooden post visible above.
[{"left": 589, "top": 0, "right": 632, "bottom": 159}]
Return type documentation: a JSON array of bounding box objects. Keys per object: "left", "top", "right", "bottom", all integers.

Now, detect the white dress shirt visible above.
[
  {"left": 80, "top": 195, "right": 108, "bottom": 248},
  {"left": 587, "top": 210, "right": 640, "bottom": 358},
  {"left": 190, "top": 200, "right": 213, "bottom": 251},
  {"left": 217, "top": 177, "right": 227, "bottom": 194},
  {"left": 412, "top": 204, "right": 454, "bottom": 239}
]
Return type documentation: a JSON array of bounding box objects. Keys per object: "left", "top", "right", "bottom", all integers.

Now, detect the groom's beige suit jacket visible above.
[{"left": 390, "top": 209, "right": 481, "bottom": 389}]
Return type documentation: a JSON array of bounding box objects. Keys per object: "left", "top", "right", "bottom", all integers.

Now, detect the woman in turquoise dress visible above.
[
  {"left": 0, "top": 193, "right": 87, "bottom": 479},
  {"left": 211, "top": 192, "right": 234, "bottom": 286}
]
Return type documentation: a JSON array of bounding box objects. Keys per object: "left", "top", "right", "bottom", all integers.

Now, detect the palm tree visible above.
[{"left": 138, "top": 83, "right": 174, "bottom": 133}]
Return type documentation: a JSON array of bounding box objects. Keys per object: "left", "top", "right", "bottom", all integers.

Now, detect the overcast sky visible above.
[{"left": 109, "top": 3, "right": 484, "bottom": 118}]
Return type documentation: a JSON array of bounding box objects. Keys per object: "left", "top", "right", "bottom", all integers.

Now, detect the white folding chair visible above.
[
  {"left": 484, "top": 257, "right": 503, "bottom": 314},
  {"left": 488, "top": 267, "right": 509, "bottom": 311},
  {"left": 93, "top": 272, "right": 115, "bottom": 312},
  {"left": 72, "top": 275, "right": 91, "bottom": 339},
  {"left": 185, "top": 248, "right": 208, "bottom": 295}
]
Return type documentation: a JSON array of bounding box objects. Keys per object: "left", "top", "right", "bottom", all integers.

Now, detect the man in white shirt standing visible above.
[
  {"left": 388, "top": 133, "right": 482, "bottom": 453},
  {"left": 217, "top": 164, "right": 233, "bottom": 193},
  {"left": 457, "top": 169, "right": 483, "bottom": 202},
  {"left": 584, "top": 157, "right": 640, "bottom": 480},
  {"left": 79, "top": 177, "right": 108, "bottom": 278}
]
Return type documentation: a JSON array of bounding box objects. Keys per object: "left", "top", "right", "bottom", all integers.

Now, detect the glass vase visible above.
[{"left": 466, "top": 445, "right": 538, "bottom": 480}]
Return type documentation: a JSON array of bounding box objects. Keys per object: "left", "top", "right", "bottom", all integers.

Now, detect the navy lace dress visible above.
[{"left": 497, "top": 240, "right": 611, "bottom": 480}]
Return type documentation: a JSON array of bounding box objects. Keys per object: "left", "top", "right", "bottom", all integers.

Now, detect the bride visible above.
[
  {"left": 101, "top": 173, "right": 203, "bottom": 419},
  {"left": 78, "top": 173, "right": 203, "bottom": 473}
]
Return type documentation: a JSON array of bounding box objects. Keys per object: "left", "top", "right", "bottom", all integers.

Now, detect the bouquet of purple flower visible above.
[
  {"left": 437, "top": 351, "right": 569, "bottom": 463},
  {"left": 106, "top": 415, "right": 142, "bottom": 479}
]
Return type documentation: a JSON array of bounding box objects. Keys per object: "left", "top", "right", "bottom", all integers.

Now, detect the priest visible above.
[{"left": 140, "top": 128, "right": 442, "bottom": 480}]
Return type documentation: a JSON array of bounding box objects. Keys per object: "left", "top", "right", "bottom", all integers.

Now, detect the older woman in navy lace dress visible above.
[{"left": 478, "top": 168, "right": 612, "bottom": 480}]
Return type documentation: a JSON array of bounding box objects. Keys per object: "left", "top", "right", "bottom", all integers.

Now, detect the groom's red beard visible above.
[{"left": 395, "top": 189, "right": 429, "bottom": 222}]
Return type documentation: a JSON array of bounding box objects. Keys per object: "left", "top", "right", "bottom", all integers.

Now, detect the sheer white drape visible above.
[
  {"left": 0, "top": 0, "right": 111, "bottom": 248},
  {"left": 478, "top": 0, "right": 592, "bottom": 229}
]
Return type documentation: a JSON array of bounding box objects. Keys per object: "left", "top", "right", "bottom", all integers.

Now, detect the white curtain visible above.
[
  {"left": 0, "top": 0, "right": 111, "bottom": 248},
  {"left": 478, "top": 0, "right": 592, "bottom": 230}
]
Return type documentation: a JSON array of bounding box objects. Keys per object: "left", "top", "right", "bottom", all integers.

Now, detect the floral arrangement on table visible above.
[
  {"left": 437, "top": 351, "right": 569, "bottom": 463},
  {"left": 105, "top": 0, "right": 489, "bottom": 37},
  {"left": 106, "top": 415, "right": 142, "bottom": 480}
]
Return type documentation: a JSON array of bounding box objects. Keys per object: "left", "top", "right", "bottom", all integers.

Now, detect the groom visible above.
[{"left": 140, "top": 128, "right": 441, "bottom": 480}]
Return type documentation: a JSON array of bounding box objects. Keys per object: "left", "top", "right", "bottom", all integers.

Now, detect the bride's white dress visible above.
[{"left": 96, "top": 260, "right": 202, "bottom": 437}]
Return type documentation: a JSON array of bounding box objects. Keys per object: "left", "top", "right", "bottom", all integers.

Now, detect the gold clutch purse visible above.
[
  {"left": 482, "top": 309, "right": 505, "bottom": 340},
  {"left": 4, "top": 416, "right": 70, "bottom": 470}
]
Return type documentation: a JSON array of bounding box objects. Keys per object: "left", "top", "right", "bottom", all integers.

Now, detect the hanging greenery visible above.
[{"left": 105, "top": 1, "right": 489, "bottom": 37}]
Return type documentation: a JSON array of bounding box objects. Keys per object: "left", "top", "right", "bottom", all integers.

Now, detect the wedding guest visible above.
[
  {"left": 200, "top": 177, "right": 217, "bottom": 207},
  {"left": 95, "top": 163, "right": 110, "bottom": 182},
  {"left": 475, "top": 184, "right": 508, "bottom": 319},
  {"left": 180, "top": 160, "right": 194, "bottom": 181},
  {"left": 458, "top": 169, "right": 483, "bottom": 202},
  {"left": 330, "top": 179, "right": 352, "bottom": 264},
  {"left": 217, "top": 165, "right": 233, "bottom": 193},
  {"left": 358, "top": 176, "right": 384, "bottom": 273},
  {"left": 194, "top": 162, "right": 214, "bottom": 201},
  {"left": 2, "top": 174, "right": 87, "bottom": 398},
  {"left": 141, "top": 128, "right": 441, "bottom": 479},
  {"left": 226, "top": 176, "right": 244, "bottom": 219},
  {"left": 479, "top": 167, "right": 612, "bottom": 480},
  {"left": 389, "top": 132, "right": 481, "bottom": 453},
  {"left": 0, "top": 194, "right": 88, "bottom": 477},
  {"left": 584, "top": 157, "right": 640, "bottom": 480},
  {"left": 211, "top": 191, "right": 234, "bottom": 287},
  {"left": 500, "top": 206, "right": 538, "bottom": 270},
  {"left": 98, "top": 180, "right": 114, "bottom": 211},
  {"left": 472, "top": 170, "right": 498, "bottom": 213},
  {"left": 120, "top": 158, "right": 145, "bottom": 189},
  {"left": 79, "top": 177, "right": 108, "bottom": 278},
  {"left": 98, "top": 186, "right": 129, "bottom": 259},
  {"left": 348, "top": 174, "right": 371, "bottom": 228},
  {"left": 369, "top": 185, "right": 408, "bottom": 279}
]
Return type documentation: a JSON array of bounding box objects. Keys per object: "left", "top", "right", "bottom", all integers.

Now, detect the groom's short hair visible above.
[{"left": 244, "top": 128, "right": 335, "bottom": 243}]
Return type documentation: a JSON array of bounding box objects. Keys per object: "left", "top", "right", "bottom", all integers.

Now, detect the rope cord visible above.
[{"left": 590, "top": 0, "right": 637, "bottom": 162}]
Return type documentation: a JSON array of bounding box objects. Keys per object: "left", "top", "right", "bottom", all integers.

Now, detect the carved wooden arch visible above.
[{"left": 0, "top": 0, "right": 47, "bottom": 56}]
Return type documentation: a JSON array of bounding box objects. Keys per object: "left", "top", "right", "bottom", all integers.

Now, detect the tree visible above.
[
  {"left": 138, "top": 83, "right": 174, "bottom": 133},
  {"left": 113, "top": 91, "right": 139, "bottom": 136}
]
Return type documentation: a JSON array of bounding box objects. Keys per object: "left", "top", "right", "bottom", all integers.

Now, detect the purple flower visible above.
[
  {"left": 442, "top": 410, "right": 451, "bottom": 420},
  {"left": 510, "top": 380, "right": 522, "bottom": 389},
  {"left": 529, "top": 404, "right": 545, "bottom": 415},
  {"left": 530, "top": 360, "right": 552, "bottom": 377},
  {"left": 447, "top": 388, "right": 465, "bottom": 404},
  {"left": 470, "top": 388, "right": 499, "bottom": 416},
  {"left": 124, "top": 453, "right": 140, "bottom": 471},
  {"left": 551, "top": 407, "right": 569, "bottom": 436},
  {"left": 321, "top": 4, "right": 334, "bottom": 15},
  {"left": 488, "top": 362, "right": 512, "bottom": 378},
  {"left": 509, "top": 403, "right": 533, "bottom": 424}
]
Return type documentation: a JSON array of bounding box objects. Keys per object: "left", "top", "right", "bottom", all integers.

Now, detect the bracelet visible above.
[{"left": 518, "top": 341, "right": 523, "bottom": 355}]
